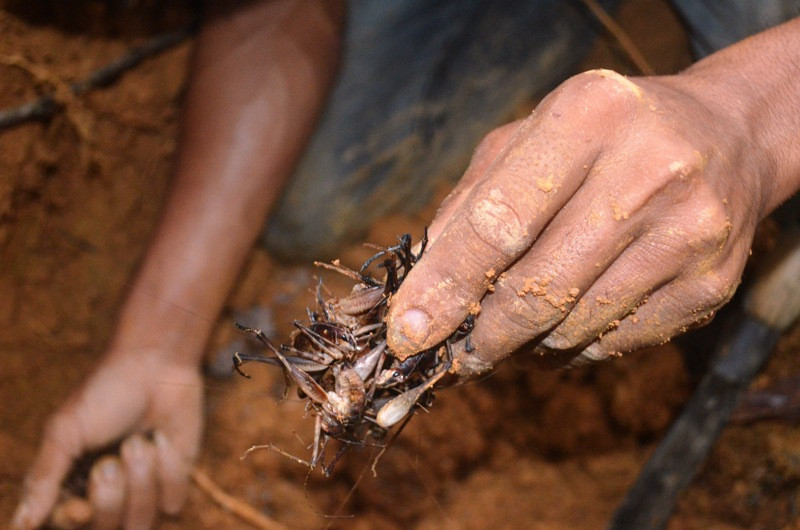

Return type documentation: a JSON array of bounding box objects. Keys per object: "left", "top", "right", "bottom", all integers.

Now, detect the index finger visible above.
[{"left": 386, "top": 72, "right": 634, "bottom": 357}]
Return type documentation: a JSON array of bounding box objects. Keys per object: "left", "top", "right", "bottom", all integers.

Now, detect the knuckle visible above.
[
  {"left": 559, "top": 69, "right": 643, "bottom": 114},
  {"left": 497, "top": 297, "right": 552, "bottom": 343},
  {"left": 500, "top": 278, "right": 573, "bottom": 335},
  {"left": 581, "top": 69, "right": 643, "bottom": 97},
  {"left": 693, "top": 271, "right": 739, "bottom": 309},
  {"left": 465, "top": 186, "right": 529, "bottom": 257},
  {"left": 616, "top": 144, "right": 707, "bottom": 214},
  {"left": 648, "top": 144, "right": 707, "bottom": 191},
  {"left": 684, "top": 188, "right": 732, "bottom": 253},
  {"left": 525, "top": 70, "right": 641, "bottom": 140},
  {"left": 543, "top": 300, "right": 617, "bottom": 350},
  {"left": 665, "top": 147, "right": 707, "bottom": 179}
]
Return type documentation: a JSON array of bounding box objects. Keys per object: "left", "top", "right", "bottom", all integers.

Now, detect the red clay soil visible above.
[{"left": 1, "top": 1, "right": 799, "bottom": 528}]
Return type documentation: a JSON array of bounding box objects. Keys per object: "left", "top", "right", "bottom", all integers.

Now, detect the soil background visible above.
[{"left": 2, "top": 1, "right": 800, "bottom": 528}]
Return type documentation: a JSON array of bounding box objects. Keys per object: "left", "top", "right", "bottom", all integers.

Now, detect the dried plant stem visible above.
[
  {"left": 580, "top": 0, "right": 655, "bottom": 75},
  {"left": 0, "top": 27, "right": 191, "bottom": 130},
  {"left": 191, "top": 467, "right": 287, "bottom": 530}
]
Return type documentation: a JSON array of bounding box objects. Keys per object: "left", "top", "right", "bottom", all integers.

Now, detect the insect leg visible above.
[
  {"left": 238, "top": 325, "right": 331, "bottom": 406},
  {"left": 293, "top": 321, "right": 346, "bottom": 360}
]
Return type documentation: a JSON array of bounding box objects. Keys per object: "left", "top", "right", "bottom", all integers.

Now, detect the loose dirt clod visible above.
[{"left": 233, "top": 232, "right": 471, "bottom": 477}]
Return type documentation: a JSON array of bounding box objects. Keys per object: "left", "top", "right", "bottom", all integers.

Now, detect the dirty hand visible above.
[
  {"left": 387, "top": 65, "right": 794, "bottom": 378},
  {"left": 12, "top": 349, "right": 203, "bottom": 529}
]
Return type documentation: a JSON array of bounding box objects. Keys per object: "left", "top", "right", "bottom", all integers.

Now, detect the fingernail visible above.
[
  {"left": 540, "top": 334, "right": 570, "bottom": 350},
  {"left": 153, "top": 430, "right": 169, "bottom": 451},
  {"left": 580, "top": 342, "right": 609, "bottom": 362},
  {"left": 390, "top": 309, "right": 430, "bottom": 353},
  {"left": 122, "top": 434, "right": 145, "bottom": 457},
  {"left": 100, "top": 458, "right": 120, "bottom": 480}
]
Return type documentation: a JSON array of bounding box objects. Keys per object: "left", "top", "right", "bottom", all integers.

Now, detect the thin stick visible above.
[
  {"left": 580, "top": 0, "right": 655, "bottom": 75},
  {"left": 191, "top": 467, "right": 287, "bottom": 530},
  {"left": 0, "top": 27, "right": 192, "bottom": 130}
]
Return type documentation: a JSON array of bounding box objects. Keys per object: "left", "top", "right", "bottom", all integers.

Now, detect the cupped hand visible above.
[
  {"left": 388, "top": 68, "right": 769, "bottom": 378},
  {"left": 12, "top": 350, "right": 203, "bottom": 529}
]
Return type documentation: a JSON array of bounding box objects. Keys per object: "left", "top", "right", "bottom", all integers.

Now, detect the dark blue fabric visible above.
[
  {"left": 264, "top": 0, "right": 799, "bottom": 260},
  {"left": 265, "top": 0, "right": 617, "bottom": 259},
  {"left": 671, "top": 0, "right": 800, "bottom": 57}
]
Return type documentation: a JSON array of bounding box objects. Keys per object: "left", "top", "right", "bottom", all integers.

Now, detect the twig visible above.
[
  {"left": 191, "top": 467, "right": 287, "bottom": 530},
  {"left": 0, "top": 26, "right": 191, "bottom": 130},
  {"left": 580, "top": 0, "right": 655, "bottom": 75}
]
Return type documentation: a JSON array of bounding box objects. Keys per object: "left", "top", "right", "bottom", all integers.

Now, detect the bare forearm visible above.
[
  {"left": 113, "top": 0, "right": 344, "bottom": 362},
  {"left": 677, "top": 16, "right": 800, "bottom": 214}
]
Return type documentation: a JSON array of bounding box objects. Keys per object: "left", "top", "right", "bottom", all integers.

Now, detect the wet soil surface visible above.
[{"left": 2, "top": 1, "right": 799, "bottom": 528}]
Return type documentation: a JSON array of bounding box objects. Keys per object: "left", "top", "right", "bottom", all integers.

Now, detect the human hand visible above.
[
  {"left": 387, "top": 68, "right": 774, "bottom": 378},
  {"left": 12, "top": 350, "right": 203, "bottom": 529}
]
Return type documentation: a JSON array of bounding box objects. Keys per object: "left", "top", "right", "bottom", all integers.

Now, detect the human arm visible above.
[
  {"left": 12, "top": 1, "right": 344, "bottom": 528},
  {"left": 387, "top": 17, "right": 800, "bottom": 377}
]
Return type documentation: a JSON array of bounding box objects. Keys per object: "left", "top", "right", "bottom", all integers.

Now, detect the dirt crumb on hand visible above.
[
  {"left": 468, "top": 301, "right": 481, "bottom": 315},
  {"left": 544, "top": 294, "right": 561, "bottom": 309},
  {"left": 611, "top": 203, "right": 629, "bottom": 221},
  {"left": 536, "top": 174, "right": 554, "bottom": 192},
  {"left": 568, "top": 287, "right": 580, "bottom": 298},
  {"left": 517, "top": 277, "right": 548, "bottom": 297}
]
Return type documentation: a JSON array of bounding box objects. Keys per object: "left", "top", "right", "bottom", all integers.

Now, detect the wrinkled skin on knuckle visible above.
[
  {"left": 639, "top": 268, "right": 739, "bottom": 336},
  {"left": 600, "top": 138, "right": 709, "bottom": 217},
  {"left": 690, "top": 268, "right": 741, "bottom": 315},
  {"left": 500, "top": 278, "right": 573, "bottom": 338},
  {"left": 669, "top": 184, "right": 736, "bottom": 269},
  {"left": 646, "top": 143, "right": 708, "bottom": 195},
  {"left": 607, "top": 142, "right": 736, "bottom": 262},
  {"left": 465, "top": 186, "right": 529, "bottom": 258},
  {"left": 545, "top": 297, "right": 631, "bottom": 350}
]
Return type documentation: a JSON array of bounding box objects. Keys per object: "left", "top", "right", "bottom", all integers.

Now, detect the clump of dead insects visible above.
[{"left": 233, "top": 232, "right": 474, "bottom": 476}]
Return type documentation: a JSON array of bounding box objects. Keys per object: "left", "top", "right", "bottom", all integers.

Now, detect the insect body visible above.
[{"left": 234, "top": 231, "right": 470, "bottom": 476}]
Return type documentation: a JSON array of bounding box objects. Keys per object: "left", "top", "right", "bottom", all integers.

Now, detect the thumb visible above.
[
  {"left": 152, "top": 372, "right": 204, "bottom": 514},
  {"left": 12, "top": 415, "right": 83, "bottom": 530}
]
